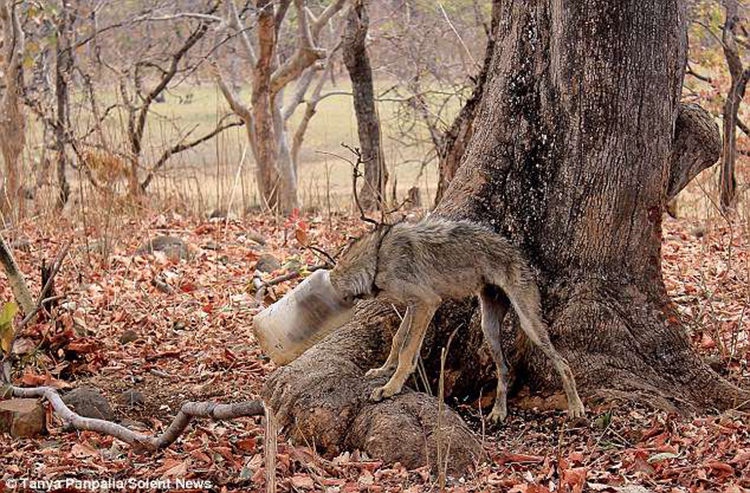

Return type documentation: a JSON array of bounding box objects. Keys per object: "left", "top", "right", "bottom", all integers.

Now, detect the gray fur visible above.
[{"left": 329, "top": 217, "right": 585, "bottom": 422}]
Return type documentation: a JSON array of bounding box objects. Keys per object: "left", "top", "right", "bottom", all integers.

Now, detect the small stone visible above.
[
  {"left": 62, "top": 387, "right": 114, "bottom": 420},
  {"left": 244, "top": 231, "right": 267, "bottom": 246},
  {"left": 120, "top": 330, "right": 139, "bottom": 345},
  {"left": 0, "top": 398, "right": 46, "bottom": 438},
  {"left": 208, "top": 208, "right": 227, "bottom": 220},
  {"left": 10, "top": 237, "right": 31, "bottom": 252},
  {"left": 120, "top": 418, "right": 149, "bottom": 431},
  {"left": 202, "top": 241, "right": 220, "bottom": 251},
  {"left": 118, "top": 389, "right": 145, "bottom": 407},
  {"left": 255, "top": 253, "right": 281, "bottom": 273},
  {"left": 135, "top": 236, "right": 191, "bottom": 261},
  {"left": 691, "top": 225, "right": 706, "bottom": 238}
]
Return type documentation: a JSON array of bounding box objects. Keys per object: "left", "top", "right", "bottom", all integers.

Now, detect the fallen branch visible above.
[
  {"left": 7, "top": 385, "right": 264, "bottom": 451},
  {"left": 0, "top": 232, "right": 34, "bottom": 315}
]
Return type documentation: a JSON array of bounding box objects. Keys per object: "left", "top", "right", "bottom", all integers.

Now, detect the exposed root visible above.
[{"left": 6, "top": 385, "right": 264, "bottom": 451}]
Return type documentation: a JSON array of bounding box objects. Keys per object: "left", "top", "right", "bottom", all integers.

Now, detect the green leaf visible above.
[
  {"left": 0, "top": 302, "right": 17, "bottom": 327},
  {"left": 0, "top": 301, "right": 18, "bottom": 354}
]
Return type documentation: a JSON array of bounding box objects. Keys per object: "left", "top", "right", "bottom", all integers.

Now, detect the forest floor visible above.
[{"left": 0, "top": 210, "right": 748, "bottom": 493}]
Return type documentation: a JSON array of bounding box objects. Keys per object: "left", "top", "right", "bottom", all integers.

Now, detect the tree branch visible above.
[
  {"left": 8, "top": 385, "right": 264, "bottom": 451},
  {"left": 223, "top": 0, "right": 258, "bottom": 66},
  {"left": 667, "top": 103, "right": 722, "bottom": 200},
  {"left": 0, "top": 233, "right": 35, "bottom": 316},
  {"left": 269, "top": 0, "right": 344, "bottom": 97},
  {"left": 140, "top": 119, "right": 244, "bottom": 191},
  {"left": 737, "top": 117, "right": 750, "bottom": 137}
]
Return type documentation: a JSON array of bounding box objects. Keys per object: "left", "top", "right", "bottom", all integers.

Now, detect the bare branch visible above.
[
  {"left": 9, "top": 385, "right": 264, "bottom": 451},
  {"left": 270, "top": 0, "right": 345, "bottom": 96},
  {"left": 0, "top": 233, "right": 35, "bottom": 315},
  {"left": 224, "top": 0, "right": 258, "bottom": 66},
  {"left": 312, "top": 0, "right": 346, "bottom": 38},
  {"left": 140, "top": 119, "right": 244, "bottom": 191}
]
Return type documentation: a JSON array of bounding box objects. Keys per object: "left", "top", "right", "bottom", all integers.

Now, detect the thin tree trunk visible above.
[
  {"left": 719, "top": 2, "right": 748, "bottom": 212},
  {"left": 343, "top": 0, "right": 387, "bottom": 211},
  {"left": 252, "top": 0, "right": 282, "bottom": 211},
  {"left": 264, "top": 0, "right": 746, "bottom": 473},
  {"left": 273, "top": 90, "right": 299, "bottom": 212},
  {"left": 0, "top": 1, "right": 26, "bottom": 222},
  {"left": 54, "top": 0, "right": 74, "bottom": 209}
]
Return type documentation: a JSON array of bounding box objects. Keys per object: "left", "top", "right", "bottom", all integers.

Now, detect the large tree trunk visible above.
[
  {"left": 0, "top": 1, "right": 26, "bottom": 222},
  {"left": 264, "top": 0, "right": 748, "bottom": 472},
  {"left": 343, "top": 0, "right": 387, "bottom": 211}
]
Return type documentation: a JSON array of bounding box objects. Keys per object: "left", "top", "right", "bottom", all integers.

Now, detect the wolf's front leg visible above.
[
  {"left": 371, "top": 301, "right": 438, "bottom": 401},
  {"left": 366, "top": 306, "right": 412, "bottom": 379}
]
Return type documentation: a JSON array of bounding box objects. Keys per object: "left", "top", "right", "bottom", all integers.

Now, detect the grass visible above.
[{"left": 27, "top": 79, "right": 444, "bottom": 215}]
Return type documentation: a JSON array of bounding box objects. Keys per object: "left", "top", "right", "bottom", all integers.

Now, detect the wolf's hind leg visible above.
[
  {"left": 479, "top": 286, "right": 511, "bottom": 423},
  {"left": 366, "top": 306, "right": 412, "bottom": 379},
  {"left": 507, "top": 282, "right": 585, "bottom": 418}
]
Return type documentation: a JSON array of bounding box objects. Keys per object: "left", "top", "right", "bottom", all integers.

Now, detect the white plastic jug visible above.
[{"left": 252, "top": 269, "right": 354, "bottom": 365}]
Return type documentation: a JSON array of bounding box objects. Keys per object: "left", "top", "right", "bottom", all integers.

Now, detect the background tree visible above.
[
  {"left": 263, "top": 0, "right": 747, "bottom": 471},
  {"left": 343, "top": 0, "right": 387, "bottom": 210},
  {"left": 0, "top": 0, "right": 26, "bottom": 221},
  {"left": 214, "top": 0, "right": 346, "bottom": 213},
  {"left": 719, "top": 0, "right": 748, "bottom": 211}
]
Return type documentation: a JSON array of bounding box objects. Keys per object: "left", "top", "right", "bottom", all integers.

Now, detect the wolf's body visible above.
[{"left": 329, "top": 217, "right": 585, "bottom": 422}]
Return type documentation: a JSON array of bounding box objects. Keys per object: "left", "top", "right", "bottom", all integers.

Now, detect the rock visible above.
[
  {"left": 118, "top": 389, "right": 145, "bottom": 407},
  {"left": 0, "top": 399, "right": 46, "bottom": 438},
  {"left": 62, "top": 387, "right": 114, "bottom": 420},
  {"left": 10, "top": 237, "right": 31, "bottom": 252},
  {"left": 208, "top": 208, "right": 227, "bottom": 219},
  {"left": 135, "top": 236, "right": 191, "bottom": 261},
  {"left": 246, "top": 231, "right": 267, "bottom": 246},
  {"left": 202, "top": 241, "right": 220, "bottom": 251},
  {"left": 691, "top": 225, "right": 706, "bottom": 238},
  {"left": 255, "top": 253, "right": 281, "bottom": 273},
  {"left": 119, "top": 330, "right": 139, "bottom": 345}
]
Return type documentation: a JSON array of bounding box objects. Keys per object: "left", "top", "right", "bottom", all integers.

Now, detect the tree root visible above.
[
  {"left": 5, "top": 385, "right": 265, "bottom": 451},
  {"left": 263, "top": 302, "right": 486, "bottom": 473}
]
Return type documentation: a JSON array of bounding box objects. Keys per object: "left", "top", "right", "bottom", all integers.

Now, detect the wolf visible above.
[{"left": 328, "top": 217, "right": 585, "bottom": 423}]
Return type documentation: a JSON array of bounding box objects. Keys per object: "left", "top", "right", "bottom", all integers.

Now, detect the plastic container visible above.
[{"left": 252, "top": 269, "right": 354, "bottom": 365}]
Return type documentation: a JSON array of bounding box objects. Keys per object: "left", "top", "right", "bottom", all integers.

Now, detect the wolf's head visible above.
[{"left": 329, "top": 225, "right": 389, "bottom": 302}]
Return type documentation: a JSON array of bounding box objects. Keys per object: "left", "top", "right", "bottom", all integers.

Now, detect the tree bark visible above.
[
  {"left": 0, "top": 1, "right": 26, "bottom": 221},
  {"left": 343, "top": 0, "right": 387, "bottom": 211},
  {"left": 719, "top": 2, "right": 748, "bottom": 212},
  {"left": 54, "top": 0, "right": 74, "bottom": 209},
  {"left": 252, "top": 0, "right": 283, "bottom": 212},
  {"left": 264, "top": 0, "right": 747, "bottom": 473}
]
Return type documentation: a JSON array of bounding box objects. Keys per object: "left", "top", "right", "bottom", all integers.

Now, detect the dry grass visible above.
[{"left": 21, "top": 82, "right": 441, "bottom": 218}]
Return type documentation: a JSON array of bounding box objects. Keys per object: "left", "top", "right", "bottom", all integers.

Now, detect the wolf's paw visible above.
[
  {"left": 370, "top": 382, "right": 401, "bottom": 402},
  {"left": 487, "top": 405, "right": 507, "bottom": 425},
  {"left": 365, "top": 366, "right": 394, "bottom": 379},
  {"left": 567, "top": 398, "right": 586, "bottom": 420}
]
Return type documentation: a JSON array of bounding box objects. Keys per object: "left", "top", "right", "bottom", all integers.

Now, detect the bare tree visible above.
[
  {"left": 343, "top": 0, "right": 387, "bottom": 210},
  {"left": 0, "top": 0, "right": 26, "bottom": 221},
  {"left": 54, "top": 0, "right": 74, "bottom": 208},
  {"left": 719, "top": 0, "right": 748, "bottom": 211},
  {"left": 214, "top": 0, "right": 346, "bottom": 213}
]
